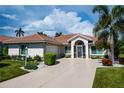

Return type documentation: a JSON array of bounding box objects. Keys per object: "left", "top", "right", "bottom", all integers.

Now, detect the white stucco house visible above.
[
  {"left": 0, "top": 35, "right": 13, "bottom": 55},
  {"left": 3, "top": 33, "right": 105, "bottom": 59}
]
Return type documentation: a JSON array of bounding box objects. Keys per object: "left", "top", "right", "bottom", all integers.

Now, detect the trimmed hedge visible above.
[
  {"left": 34, "top": 55, "right": 42, "bottom": 61},
  {"left": 91, "top": 55, "right": 104, "bottom": 59},
  {"left": 44, "top": 52, "right": 56, "bottom": 65},
  {"left": 65, "top": 53, "right": 71, "bottom": 58},
  {"left": 24, "top": 62, "right": 38, "bottom": 70}
]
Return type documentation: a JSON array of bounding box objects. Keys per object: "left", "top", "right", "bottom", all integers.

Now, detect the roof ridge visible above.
[
  {"left": 0, "top": 35, "right": 13, "bottom": 38},
  {"left": 55, "top": 33, "right": 77, "bottom": 37},
  {"left": 35, "top": 34, "right": 45, "bottom": 40}
]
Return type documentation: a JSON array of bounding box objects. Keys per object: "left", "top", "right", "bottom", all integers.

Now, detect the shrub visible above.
[
  {"left": 91, "top": 55, "right": 104, "bottom": 59},
  {"left": 2, "top": 46, "right": 8, "bottom": 56},
  {"left": 119, "top": 46, "right": 124, "bottom": 54},
  {"left": 34, "top": 55, "right": 42, "bottom": 61},
  {"left": 24, "top": 62, "right": 38, "bottom": 70},
  {"left": 0, "top": 55, "right": 11, "bottom": 61},
  {"left": 101, "top": 58, "right": 112, "bottom": 66},
  {"left": 27, "top": 56, "right": 34, "bottom": 62},
  {"left": 44, "top": 52, "right": 56, "bottom": 65},
  {"left": 65, "top": 53, "right": 71, "bottom": 58},
  {"left": 0, "top": 55, "right": 2, "bottom": 61},
  {"left": 2, "top": 55, "right": 11, "bottom": 59},
  {"left": 118, "top": 54, "right": 124, "bottom": 64},
  {"left": 11, "top": 55, "right": 22, "bottom": 61},
  {"left": 118, "top": 54, "right": 124, "bottom": 58},
  {"left": 91, "top": 55, "right": 98, "bottom": 59},
  {"left": 104, "top": 54, "right": 109, "bottom": 59}
]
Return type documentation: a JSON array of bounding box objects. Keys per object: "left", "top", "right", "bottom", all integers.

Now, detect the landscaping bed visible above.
[
  {"left": 0, "top": 60, "right": 28, "bottom": 82},
  {"left": 93, "top": 67, "right": 124, "bottom": 88}
]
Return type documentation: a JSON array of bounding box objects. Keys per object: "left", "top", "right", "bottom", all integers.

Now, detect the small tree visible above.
[
  {"left": 15, "top": 28, "right": 24, "bottom": 37},
  {"left": 92, "top": 5, "right": 124, "bottom": 64},
  {"left": 2, "top": 46, "right": 8, "bottom": 56},
  {"left": 37, "top": 32, "right": 47, "bottom": 36},
  {"left": 55, "top": 32, "right": 62, "bottom": 37}
]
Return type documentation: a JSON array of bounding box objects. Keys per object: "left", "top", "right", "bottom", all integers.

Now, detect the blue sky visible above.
[{"left": 0, "top": 5, "right": 112, "bottom": 37}]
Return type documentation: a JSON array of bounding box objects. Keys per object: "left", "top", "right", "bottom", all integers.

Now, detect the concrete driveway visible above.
[{"left": 0, "top": 58, "right": 97, "bottom": 88}]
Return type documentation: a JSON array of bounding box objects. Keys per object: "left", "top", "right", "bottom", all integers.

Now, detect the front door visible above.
[{"left": 76, "top": 45, "right": 83, "bottom": 58}]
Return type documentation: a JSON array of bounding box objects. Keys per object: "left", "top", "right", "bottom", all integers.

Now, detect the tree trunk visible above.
[{"left": 111, "top": 35, "right": 115, "bottom": 64}]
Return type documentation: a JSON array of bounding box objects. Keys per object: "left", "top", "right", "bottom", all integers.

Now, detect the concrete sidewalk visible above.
[{"left": 0, "top": 58, "right": 97, "bottom": 88}]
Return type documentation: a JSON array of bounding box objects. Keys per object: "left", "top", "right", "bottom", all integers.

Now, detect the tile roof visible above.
[
  {"left": 3, "top": 33, "right": 97, "bottom": 45},
  {"left": 0, "top": 35, "right": 13, "bottom": 42},
  {"left": 55, "top": 34, "right": 97, "bottom": 44},
  {"left": 4, "top": 34, "right": 62, "bottom": 45}
]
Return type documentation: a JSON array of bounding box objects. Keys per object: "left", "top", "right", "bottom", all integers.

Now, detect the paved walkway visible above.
[{"left": 0, "top": 58, "right": 97, "bottom": 88}]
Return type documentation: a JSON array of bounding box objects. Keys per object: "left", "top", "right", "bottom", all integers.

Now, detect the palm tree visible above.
[
  {"left": 15, "top": 28, "right": 24, "bottom": 37},
  {"left": 37, "top": 32, "right": 47, "bottom": 36},
  {"left": 92, "top": 5, "right": 124, "bottom": 64},
  {"left": 55, "top": 32, "right": 62, "bottom": 37}
]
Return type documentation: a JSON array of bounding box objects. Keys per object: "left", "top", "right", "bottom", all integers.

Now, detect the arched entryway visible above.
[{"left": 74, "top": 40, "right": 85, "bottom": 58}]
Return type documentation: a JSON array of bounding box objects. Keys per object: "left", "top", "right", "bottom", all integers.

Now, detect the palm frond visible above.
[
  {"left": 98, "top": 15, "right": 111, "bottom": 28},
  {"left": 15, "top": 30, "right": 18, "bottom": 33},
  {"left": 112, "top": 5, "right": 124, "bottom": 20},
  {"left": 98, "top": 30, "right": 109, "bottom": 41},
  {"left": 112, "top": 19, "right": 124, "bottom": 33},
  {"left": 92, "top": 5, "right": 109, "bottom": 16}
]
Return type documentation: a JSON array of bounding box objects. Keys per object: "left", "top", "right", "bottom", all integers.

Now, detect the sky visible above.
[{"left": 0, "top": 5, "right": 112, "bottom": 37}]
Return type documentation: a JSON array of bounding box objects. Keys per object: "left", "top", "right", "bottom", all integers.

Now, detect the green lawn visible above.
[
  {"left": 93, "top": 67, "right": 124, "bottom": 88},
  {"left": 0, "top": 60, "right": 28, "bottom": 82}
]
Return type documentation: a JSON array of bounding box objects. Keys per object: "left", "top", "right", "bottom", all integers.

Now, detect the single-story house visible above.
[
  {"left": 3, "top": 33, "right": 105, "bottom": 59},
  {"left": 0, "top": 35, "right": 13, "bottom": 55}
]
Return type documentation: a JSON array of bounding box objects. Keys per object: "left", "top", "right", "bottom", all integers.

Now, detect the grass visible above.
[
  {"left": 93, "top": 67, "right": 124, "bottom": 88},
  {"left": 0, "top": 60, "right": 28, "bottom": 82}
]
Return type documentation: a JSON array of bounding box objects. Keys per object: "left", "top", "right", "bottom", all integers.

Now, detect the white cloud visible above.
[
  {"left": 23, "top": 20, "right": 42, "bottom": 31},
  {"left": 1, "top": 13, "right": 18, "bottom": 20},
  {"left": 22, "top": 8, "right": 94, "bottom": 36},
  {"left": 68, "top": 21, "right": 94, "bottom": 36},
  {"left": 0, "top": 26, "right": 17, "bottom": 31}
]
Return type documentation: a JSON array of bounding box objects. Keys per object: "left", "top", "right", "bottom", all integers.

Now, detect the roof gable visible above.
[
  {"left": 55, "top": 33, "right": 96, "bottom": 44},
  {"left": 67, "top": 34, "right": 93, "bottom": 42}
]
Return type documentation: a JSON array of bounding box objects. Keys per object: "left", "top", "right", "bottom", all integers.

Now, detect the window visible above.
[
  {"left": 91, "top": 46, "right": 103, "bottom": 54},
  {"left": 65, "top": 46, "right": 71, "bottom": 53},
  {"left": 91, "top": 46, "right": 96, "bottom": 54},
  {"left": 20, "top": 45, "right": 27, "bottom": 55}
]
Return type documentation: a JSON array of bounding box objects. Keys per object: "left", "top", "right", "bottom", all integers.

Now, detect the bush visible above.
[
  {"left": 0, "top": 55, "right": 11, "bottom": 61},
  {"left": 118, "top": 54, "right": 124, "bottom": 58},
  {"left": 118, "top": 54, "right": 124, "bottom": 64},
  {"left": 119, "top": 46, "right": 124, "bottom": 54},
  {"left": 65, "top": 53, "right": 71, "bottom": 58},
  {"left": 0, "top": 55, "right": 2, "bottom": 61},
  {"left": 91, "top": 55, "right": 98, "bottom": 59},
  {"left": 24, "top": 62, "right": 38, "bottom": 70},
  {"left": 101, "top": 58, "right": 112, "bottom": 66},
  {"left": 34, "top": 55, "right": 42, "bottom": 61},
  {"left": 11, "top": 55, "right": 22, "bottom": 61},
  {"left": 91, "top": 55, "right": 104, "bottom": 59},
  {"left": 104, "top": 54, "right": 109, "bottom": 59},
  {"left": 2, "top": 46, "right": 8, "bottom": 56},
  {"left": 27, "top": 56, "right": 34, "bottom": 61},
  {"left": 44, "top": 52, "right": 56, "bottom": 65},
  {"left": 2, "top": 55, "right": 11, "bottom": 59}
]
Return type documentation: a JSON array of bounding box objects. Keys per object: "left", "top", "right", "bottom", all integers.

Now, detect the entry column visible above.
[
  {"left": 85, "top": 43, "right": 89, "bottom": 59},
  {"left": 71, "top": 42, "right": 74, "bottom": 58}
]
